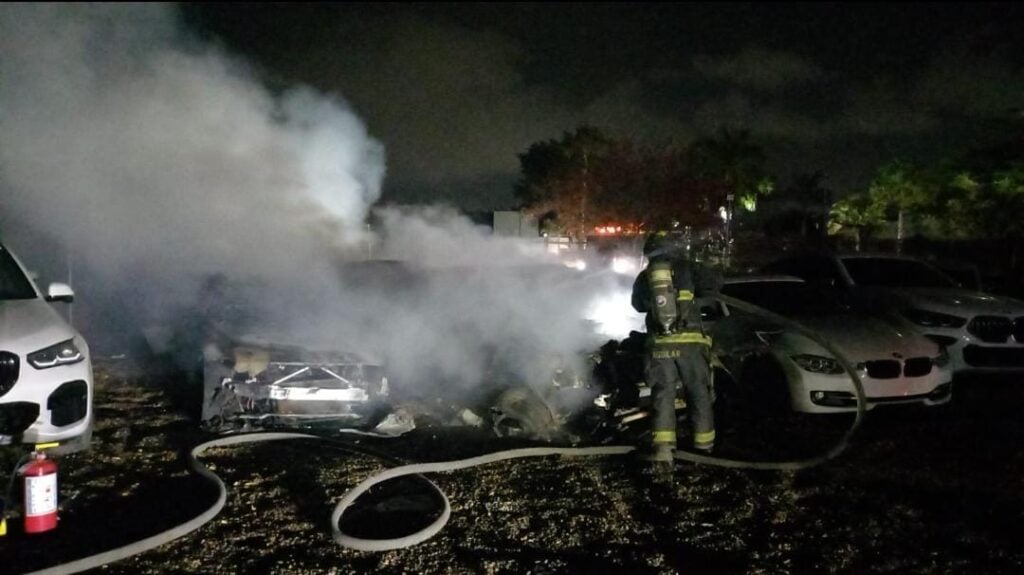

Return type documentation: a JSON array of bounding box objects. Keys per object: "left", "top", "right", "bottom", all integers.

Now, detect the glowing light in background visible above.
[
  {"left": 584, "top": 289, "right": 644, "bottom": 339},
  {"left": 564, "top": 258, "right": 587, "bottom": 271},
  {"left": 611, "top": 256, "right": 638, "bottom": 275}
]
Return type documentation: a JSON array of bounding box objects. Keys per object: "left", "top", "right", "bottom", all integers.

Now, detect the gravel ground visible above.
[{"left": 3, "top": 358, "right": 1024, "bottom": 574}]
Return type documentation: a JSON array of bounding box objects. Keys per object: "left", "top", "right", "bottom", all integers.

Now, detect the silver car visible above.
[{"left": 711, "top": 276, "right": 952, "bottom": 413}]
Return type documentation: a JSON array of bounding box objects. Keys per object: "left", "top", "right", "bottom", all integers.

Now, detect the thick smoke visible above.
[
  {"left": 0, "top": 4, "right": 384, "bottom": 314},
  {"left": 0, "top": 4, "right": 641, "bottom": 401},
  {"left": 237, "top": 206, "right": 641, "bottom": 396}
]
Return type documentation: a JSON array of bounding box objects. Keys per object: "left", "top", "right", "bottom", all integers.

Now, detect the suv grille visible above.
[
  {"left": 0, "top": 402, "right": 40, "bottom": 436},
  {"left": 1015, "top": 317, "right": 1024, "bottom": 342},
  {"left": 0, "top": 352, "right": 19, "bottom": 398},
  {"left": 967, "top": 316, "right": 1013, "bottom": 343},
  {"left": 963, "top": 345, "right": 1024, "bottom": 368},
  {"left": 903, "top": 357, "right": 933, "bottom": 377}
]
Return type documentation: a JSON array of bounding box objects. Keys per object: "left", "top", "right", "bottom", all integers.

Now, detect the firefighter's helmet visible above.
[
  {"left": 643, "top": 232, "right": 678, "bottom": 259},
  {"left": 643, "top": 232, "right": 665, "bottom": 255},
  {"left": 644, "top": 229, "right": 710, "bottom": 261}
]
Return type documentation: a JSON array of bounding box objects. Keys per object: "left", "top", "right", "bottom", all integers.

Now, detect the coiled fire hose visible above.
[{"left": 24, "top": 293, "right": 866, "bottom": 573}]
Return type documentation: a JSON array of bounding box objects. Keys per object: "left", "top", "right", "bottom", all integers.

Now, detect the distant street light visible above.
[
  {"left": 725, "top": 193, "right": 735, "bottom": 247},
  {"left": 580, "top": 149, "right": 589, "bottom": 248}
]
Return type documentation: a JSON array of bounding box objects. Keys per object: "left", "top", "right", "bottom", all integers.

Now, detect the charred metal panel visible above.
[{"left": 202, "top": 341, "right": 388, "bottom": 433}]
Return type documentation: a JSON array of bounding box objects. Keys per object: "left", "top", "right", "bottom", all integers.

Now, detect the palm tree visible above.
[{"left": 690, "top": 128, "right": 771, "bottom": 209}]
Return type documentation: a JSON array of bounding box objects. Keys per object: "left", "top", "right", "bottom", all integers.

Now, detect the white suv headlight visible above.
[{"left": 28, "top": 339, "right": 84, "bottom": 369}]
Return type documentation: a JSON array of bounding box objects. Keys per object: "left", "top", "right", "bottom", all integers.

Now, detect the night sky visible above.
[
  {"left": 14, "top": 2, "right": 1015, "bottom": 212},
  {"left": 176, "top": 3, "right": 1024, "bottom": 209},
  {"left": 180, "top": 3, "right": 1024, "bottom": 209}
]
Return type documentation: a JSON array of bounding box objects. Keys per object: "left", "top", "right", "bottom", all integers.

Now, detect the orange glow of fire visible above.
[{"left": 592, "top": 223, "right": 641, "bottom": 235}]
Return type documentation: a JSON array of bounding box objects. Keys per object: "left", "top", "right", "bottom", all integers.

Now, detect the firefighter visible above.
[{"left": 631, "top": 231, "right": 722, "bottom": 464}]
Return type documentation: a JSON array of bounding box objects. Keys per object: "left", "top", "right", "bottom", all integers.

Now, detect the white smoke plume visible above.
[
  {"left": 209, "top": 205, "right": 640, "bottom": 398},
  {"left": 0, "top": 4, "right": 641, "bottom": 402},
  {"left": 0, "top": 4, "right": 384, "bottom": 314}
]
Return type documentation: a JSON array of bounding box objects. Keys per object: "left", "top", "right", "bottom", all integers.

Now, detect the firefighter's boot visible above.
[
  {"left": 651, "top": 443, "right": 675, "bottom": 463},
  {"left": 647, "top": 444, "right": 675, "bottom": 485}
]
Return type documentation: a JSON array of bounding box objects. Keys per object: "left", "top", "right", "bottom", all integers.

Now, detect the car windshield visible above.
[
  {"left": 722, "top": 281, "right": 845, "bottom": 317},
  {"left": 0, "top": 246, "right": 37, "bottom": 300},
  {"left": 842, "top": 257, "right": 957, "bottom": 288}
]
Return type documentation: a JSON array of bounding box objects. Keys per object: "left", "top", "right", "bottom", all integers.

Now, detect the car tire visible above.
[
  {"left": 742, "top": 356, "right": 791, "bottom": 415},
  {"left": 712, "top": 368, "right": 743, "bottom": 436},
  {"left": 488, "top": 386, "right": 559, "bottom": 441}
]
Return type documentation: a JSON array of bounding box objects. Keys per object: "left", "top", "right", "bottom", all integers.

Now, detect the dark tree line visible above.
[
  {"left": 513, "top": 126, "right": 771, "bottom": 239},
  {"left": 514, "top": 118, "right": 1024, "bottom": 289}
]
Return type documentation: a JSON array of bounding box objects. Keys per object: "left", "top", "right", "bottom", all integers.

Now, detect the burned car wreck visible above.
[
  {"left": 143, "top": 271, "right": 399, "bottom": 435},
  {"left": 200, "top": 337, "right": 390, "bottom": 433},
  {"left": 150, "top": 262, "right": 732, "bottom": 445}
]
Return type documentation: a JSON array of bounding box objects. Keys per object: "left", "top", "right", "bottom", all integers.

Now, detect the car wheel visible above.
[
  {"left": 712, "top": 368, "right": 743, "bottom": 436},
  {"left": 742, "top": 356, "right": 791, "bottom": 415}
]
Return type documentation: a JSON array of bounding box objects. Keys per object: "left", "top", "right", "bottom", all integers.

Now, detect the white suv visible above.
[
  {"left": 763, "top": 252, "right": 1024, "bottom": 374},
  {"left": 0, "top": 241, "right": 93, "bottom": 451}
]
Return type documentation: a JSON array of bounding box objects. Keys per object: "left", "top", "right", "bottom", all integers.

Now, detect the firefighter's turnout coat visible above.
[{"left": 631, "top": 256, "right": 722, "bottom": 451}]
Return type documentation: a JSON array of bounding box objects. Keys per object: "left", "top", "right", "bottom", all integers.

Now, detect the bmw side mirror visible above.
[{"left": 45, "top": 282, "right": 75, "bottom": 303}]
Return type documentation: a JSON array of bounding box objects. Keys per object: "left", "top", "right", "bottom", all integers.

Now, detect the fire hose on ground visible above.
[{"left": 22, "top": 293, "right": 866, "bottom": 574}]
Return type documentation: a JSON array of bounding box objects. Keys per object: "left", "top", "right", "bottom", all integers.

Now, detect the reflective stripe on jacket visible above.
[{"left": 653, "top": 332, "right": 712, "bottom": 345}]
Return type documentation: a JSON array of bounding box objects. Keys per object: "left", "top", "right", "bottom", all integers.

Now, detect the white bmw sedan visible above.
[
  {"left": 0, "top": 241, "right": 93, "bottom": 451},
  {"left": 712, "top": 276, "right": 952, "bottom": 414}
]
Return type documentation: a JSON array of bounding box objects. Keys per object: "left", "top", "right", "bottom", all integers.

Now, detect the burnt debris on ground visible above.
[{"left": 2, "top": 360, "right": 1024, "bottom": 574}]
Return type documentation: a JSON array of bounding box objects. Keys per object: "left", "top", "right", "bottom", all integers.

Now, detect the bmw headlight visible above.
[
  {"left": 28, "top": 339, "right": 84, "bottom": 369},
  {"left": 901, "top": 308, "right": 967, "bottom": 328},
  {"left": 791, "top": 354, "right": 844, "bottom": 374}
]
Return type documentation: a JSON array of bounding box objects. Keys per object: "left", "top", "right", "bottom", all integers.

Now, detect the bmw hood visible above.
[
  {"left": 880, "top": 287, "right": 1024, "bottom": 317},
  {"left": 783, "top": 314, "right": 939, "bottom": 362},
  {"left": 0, "top": 298, "right": 79, "bottom": 354}
]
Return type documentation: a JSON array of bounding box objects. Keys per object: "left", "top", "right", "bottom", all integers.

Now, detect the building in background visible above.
[{"left": 492, "top": 211, "right": 539, "bottom": 238}]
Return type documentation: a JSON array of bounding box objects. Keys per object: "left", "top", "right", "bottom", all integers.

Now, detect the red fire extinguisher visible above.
[{"left": 21, "top": 450, "right": 58, "bottom": 534}]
